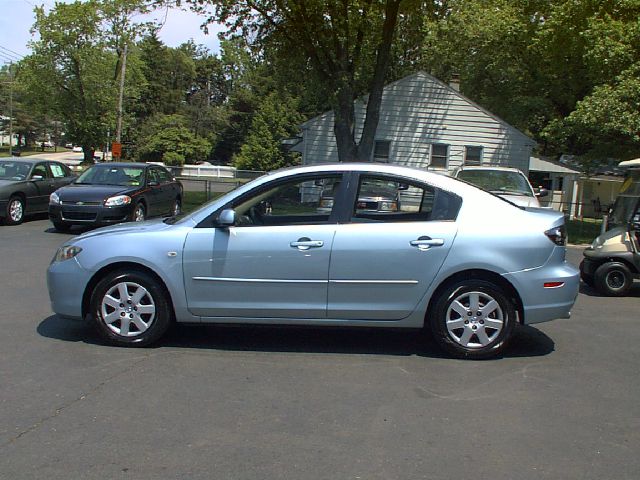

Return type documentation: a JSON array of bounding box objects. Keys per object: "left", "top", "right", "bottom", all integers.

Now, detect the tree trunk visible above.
[{"left": 332, "top": 0, "right": 401, "bottom": 163}]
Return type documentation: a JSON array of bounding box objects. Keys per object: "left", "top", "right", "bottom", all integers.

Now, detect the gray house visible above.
[{"left": 293, "top": 71, "right": 536, "bottom": 174}]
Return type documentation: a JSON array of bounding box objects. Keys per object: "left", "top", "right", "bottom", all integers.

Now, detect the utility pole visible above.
[
  {"left": 8, "top": 62, "right": 13, "bottom": 156},
  {"left": 114, "top": 43, "right": 127, "bottom": 159}
]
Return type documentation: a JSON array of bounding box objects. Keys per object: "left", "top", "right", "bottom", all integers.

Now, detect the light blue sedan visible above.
[{"left": 47, "top": 163, "right": 579, "bottom": 359}]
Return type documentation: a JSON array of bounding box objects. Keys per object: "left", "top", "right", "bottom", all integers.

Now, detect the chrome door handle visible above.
[
  {"left": 290, "top": 238, "right": 324, "bottom": 250},
  {"left": 410, "top": 237, "right": 444, "bottom": 250}
]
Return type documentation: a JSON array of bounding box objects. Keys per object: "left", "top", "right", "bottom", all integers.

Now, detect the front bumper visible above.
[
  {"left": 47, "top": 256, "right": 93, "bottom": 320},
  {"left": 49, "top": 203, "right": 133, "bottom": 226}
]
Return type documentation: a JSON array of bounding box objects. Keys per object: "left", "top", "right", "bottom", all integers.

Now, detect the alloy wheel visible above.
[
  {"left": 100, "top": 281, "right": 156, "bottom": 337},
  {"left": 9, "top": 199, "right": 24, "bottom": 223},
  {"left": 445, "top": 291, "right": 504, "bottom": 348}
]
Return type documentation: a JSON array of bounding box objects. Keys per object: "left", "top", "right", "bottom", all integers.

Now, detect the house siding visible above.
[{"left": 301, "top": 72, "right": 534, "bottom": 174}]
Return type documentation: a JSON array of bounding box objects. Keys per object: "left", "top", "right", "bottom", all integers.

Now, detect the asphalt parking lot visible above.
[{"left": 1, "top": 217, "right": 639, "bottom": 479}]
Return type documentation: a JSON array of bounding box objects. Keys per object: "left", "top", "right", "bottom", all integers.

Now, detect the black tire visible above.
[
  {"left": 171, "top": 197, "right": 181, "bottom": 216},
  {"left": 430, "top": 279, "right": 516, "bottom": 359},
  {"left": 132, "top": 202, "right": 146, "bottom": 222},
  {"left": 579, "top": 260, "right": 594, "bottom": 287},
  {"left": 5, "top": 195, "right": 25, "bottom": 225},
  {"left": 52, "top": 220, "right": 72, "bottom": 232},
  {"left": 594, "top": 262, "right": 632, "bottom": 296},
  {"left": 90, "top": 269, "right": 172, "bottom": 347}
]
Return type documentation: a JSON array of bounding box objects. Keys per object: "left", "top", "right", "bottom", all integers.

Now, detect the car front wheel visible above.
[
  {"left": 90, "top": 270, "right": 172, "bottom": 347},
  {"left": 430, "top": 280, "right": 516, "bottom": 359},
  {"left": 6, "top": 195, "right": 25, "bottom": 225}
]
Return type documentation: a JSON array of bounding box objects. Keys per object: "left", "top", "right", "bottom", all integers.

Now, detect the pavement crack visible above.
[{"left": 1, "top": 354, "right": 153, "bottom": 450}]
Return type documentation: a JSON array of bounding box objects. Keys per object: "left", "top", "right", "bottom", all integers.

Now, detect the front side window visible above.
[
  {"left": 430, "top": 144, "right": 449, "bottom": 169},
  {"left": 32, "top": 163, "right": 50, "bottom": 179},
  {"left": 231, "top": 174, "right": 342, "bottom": 227},
  {"left": 352, "top": 175, "right": 461, "bottom": 222}
]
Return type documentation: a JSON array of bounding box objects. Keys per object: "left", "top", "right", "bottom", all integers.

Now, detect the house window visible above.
[
  {"left": 430, "top": 144, "right": 449, "bottom": 169},
  {"left": 374, "top": 140, "right": 391, "bottom": 162},
  {"left": 465, "top": 146, "right": 483, "bottom": 165}
]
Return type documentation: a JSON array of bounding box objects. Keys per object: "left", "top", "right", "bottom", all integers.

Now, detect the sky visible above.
[{"left": 0, "top": 0, "right": 225, "bottom": 65}]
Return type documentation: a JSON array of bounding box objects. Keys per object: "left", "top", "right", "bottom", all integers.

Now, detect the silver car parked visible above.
[{"left": 47, "top": 163, "right": 579, "bottom": 359}]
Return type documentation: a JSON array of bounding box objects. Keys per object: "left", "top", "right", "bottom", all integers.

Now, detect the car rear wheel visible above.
[
  {"left": 594, "top": 262, "right": 632, "bottom": 296},
  {"left": 430, "top": 280, "right": 516, "bottom": 359},
  {"left": 90, "top": 270, "right": 172, "bottom": 347},
  {"left": 132, "top": 202, "right": 146, "bottom": 222},
  {"left": 6, "top": 195, "right": 25, "bottom": 225}
]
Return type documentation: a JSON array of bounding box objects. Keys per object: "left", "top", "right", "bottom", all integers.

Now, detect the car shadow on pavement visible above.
[{"left": 37, "top": 315, "right": 554, "bottom": 359}]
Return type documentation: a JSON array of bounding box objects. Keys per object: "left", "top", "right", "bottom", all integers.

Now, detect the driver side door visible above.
[{"left": 183, "top": 172, "right": 345, "bottom": 319}]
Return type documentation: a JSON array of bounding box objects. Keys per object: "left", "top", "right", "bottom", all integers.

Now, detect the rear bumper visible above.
[{"left": 503, "top": 260, "right": 580, "bottom": 325}]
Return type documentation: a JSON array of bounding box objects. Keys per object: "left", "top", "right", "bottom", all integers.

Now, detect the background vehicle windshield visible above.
[
  {"left": 0, "top": 161, "right": 31, "bottom": 180},
  {"left": 608, "top": 170, "right": 640, "bottom": 228},
  {"left": 458, "top": 170, "right": 533, "bottom": 196},
  {"left": 76, "top": 165, "right": 145, "bottom": 186}
]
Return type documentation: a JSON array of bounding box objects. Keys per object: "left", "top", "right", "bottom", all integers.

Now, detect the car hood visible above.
[{"left": 56, "top": 184, "right": 136, "bottom": 202}]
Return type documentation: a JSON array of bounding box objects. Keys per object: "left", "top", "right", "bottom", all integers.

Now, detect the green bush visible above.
[{"left": 163, "top": 151, "right": 185, "bottom": 166}]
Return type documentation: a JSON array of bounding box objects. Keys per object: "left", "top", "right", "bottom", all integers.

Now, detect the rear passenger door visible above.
[{"left": 327, "top": 174, "right": 461, "bottom": 321}]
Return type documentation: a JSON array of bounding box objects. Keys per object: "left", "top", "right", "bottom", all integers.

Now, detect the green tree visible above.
[
  {"left": 19, "top": 0, "right": 155, "bottom": 162},
  {"left": 136, "top": 114, "right": 211, "bottom": 165},
  {"left": 233, "top": 91, "right": 304, "bottom": 171},
  {"left": 187, "top": 0, "right": 409, "bottom": 162}
]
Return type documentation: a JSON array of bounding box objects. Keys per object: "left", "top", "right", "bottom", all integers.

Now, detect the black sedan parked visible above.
[
  {"left": 49, "top": 162, "right": 183, "bottom": 231},
  {"left": 0, "top": 157, "right": 76, "bottom": 225}
]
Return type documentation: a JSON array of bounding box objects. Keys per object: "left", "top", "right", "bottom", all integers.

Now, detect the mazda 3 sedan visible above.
[
  {"left": 47, "top": 163, "right": 579, "bottom": 359},
  {"left": 48, "top": 162, "right": 182, "bottom": 231}
]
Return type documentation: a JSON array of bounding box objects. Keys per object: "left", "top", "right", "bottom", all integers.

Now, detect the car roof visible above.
[
  {"left": 90, "top": 162, "right": 150, "bottom": 168},
  {"left": 0, "top": 157, "right": 55, "bottom": 164},
  {"left": 455, "top": 165, "right": 525, "bottom": 173}
]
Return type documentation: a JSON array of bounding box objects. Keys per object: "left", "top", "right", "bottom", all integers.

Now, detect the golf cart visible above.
[{"left": 580, "top": 158, "right": 640, "bottom": 295}]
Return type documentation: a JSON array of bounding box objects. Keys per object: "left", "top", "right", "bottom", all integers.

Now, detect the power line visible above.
[{"left": 0, "top": 46, "right": 23, "bottom": 61}]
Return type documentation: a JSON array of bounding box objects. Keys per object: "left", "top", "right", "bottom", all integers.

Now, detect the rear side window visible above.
[
  {"left": 352, "top": 175, "right": 461, "bottom": 222},
  {"left": 49, "top": 163, "right": 68, "bottom": 178}
]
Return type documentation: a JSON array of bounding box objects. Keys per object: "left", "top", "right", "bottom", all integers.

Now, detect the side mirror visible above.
[
  {"left": 218, "top": 208, "right": 236, "bottom": 227},
  {"left": 31, "top": 175, "right": 44, "bottom": 181},
  {"left": 397, "top": 183, "right": 409, "bottom": 191},
  {"left": 536, "top": 188, "right": 549, "bottom": 198},
  {"left": 148, "top": 180, "right": 159, "bottom": 187}
]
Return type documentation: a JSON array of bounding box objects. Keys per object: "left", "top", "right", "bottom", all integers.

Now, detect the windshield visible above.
[
  {"left": 0, "top": 161, "right": 31, "bottom": 180},
  {"left": 457, "top": 169, "right": 533, "bottom": 197},
  {"left": 75, "top": 165, "right": 145, "bottom": 186},
  {"left": 608, "top": 170, "right": 640, "bottom": 229}
]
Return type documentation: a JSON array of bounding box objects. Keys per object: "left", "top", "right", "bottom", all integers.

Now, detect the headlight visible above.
[
  {"left": 53, "top": 245, "right": 83, "bottom": 263},
  {"left": 49, "top": 192, "right": 61, "bottom": 205},
  {"left": 104, "top": 195, "right": 131, "bottom": 207}
]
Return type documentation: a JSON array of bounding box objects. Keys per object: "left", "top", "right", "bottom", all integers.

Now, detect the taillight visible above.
[{"left": 545, "top": 225, "right": 566, "bottom": 246}]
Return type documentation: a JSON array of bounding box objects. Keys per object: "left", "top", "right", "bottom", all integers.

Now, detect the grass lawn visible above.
[
  {"left": 566, "top": 217, "right": 602, "bottom": 245},
  {"left": 0, "top": 146, "right": 67, "bottom": 157},
  {"left": 182, "top": 191, "right": 223, "bottom": 214}
]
